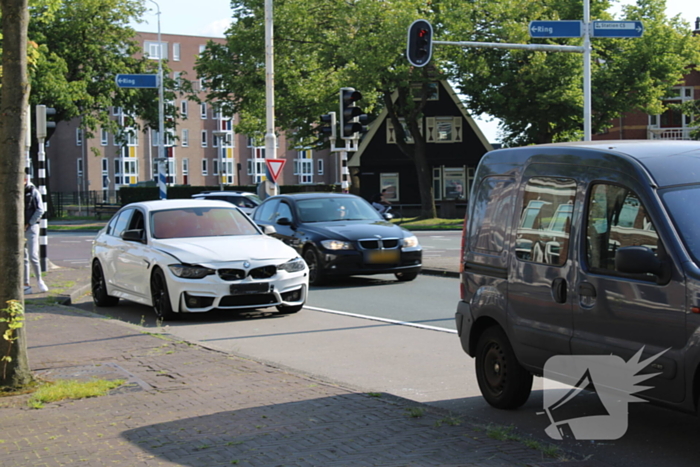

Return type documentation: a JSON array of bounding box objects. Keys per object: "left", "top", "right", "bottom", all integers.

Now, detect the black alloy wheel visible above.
[
  {"left": 303, "top": 248, "right": 326, "bottom": 286},
  {"left": 151, "top": 268, "right": 177, "bottom": 321},
  {"left": 92, "top": 260, "right": 119, "bottom": 307},
  {"left": 475, "top": 326, "right": 533, "bottom": 409}
]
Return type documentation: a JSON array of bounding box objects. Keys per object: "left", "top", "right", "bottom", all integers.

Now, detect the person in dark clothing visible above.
[
  {"left": 371, "top": 189, "right": 391, "bottom": 214},
  {"left": 24, "top": 175, "right": 48, "bottom": 294}
]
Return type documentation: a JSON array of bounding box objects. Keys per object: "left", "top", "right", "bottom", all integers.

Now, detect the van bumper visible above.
[{"left": 455, "top": 301, "right": 475, "bottom": 357}]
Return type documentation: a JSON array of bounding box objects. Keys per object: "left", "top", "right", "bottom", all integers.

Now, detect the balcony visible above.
[{"left": 647, "top": 127, "right": 697, "bottom": 140}]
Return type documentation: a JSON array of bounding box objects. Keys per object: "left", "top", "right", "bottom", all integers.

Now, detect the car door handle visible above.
[
  {"left": 551, "top": 278, "right": 567, "bottom": 304},
  {"left": 578, "top": 282, "right": 597, "bottom": 298}
]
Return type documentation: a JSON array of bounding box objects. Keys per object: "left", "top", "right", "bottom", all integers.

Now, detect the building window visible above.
[
  {"left": 201, "top": 130, "right": 208, "bottom": 147},
  {"left": 318, "top": 159, "right": 324, "bottom": 175},
  {"left": 182, "top": 158, "right": 189, "bottom": 185},
  {"left": 76, "top": 129, "right": 83, "bottom": 146},
  {"left": 212, "top": 158, "right": 219, "bottom": 175},
  {"left": 145, "top": 41, "right": 167, "bottom": 60},
  {"left": 426, "top": 116, "right": 463, "bottom": 143},
  {"left": 173, "top": 43, "right": 180, "bottom": 61},
  {"left": 100, "top": 129, "right": 108, "bottom": 146},
  {"left": 180, "top": 100, "right": 188, "bottom": 117},
  {"left": 199, "top": 44, "right": 206, "bottom": 55},
  {"left": 77, "top": 158, "right": 83, "bottom": 180},
  {"left": 200, "top": 102, "right": 207, "bottom": 119},
  {"left": 379, "top": 173, "right": 399, "bottom": 202},
  {"left": 443, "top": 168, "right": 466, "bottom": 200},
  {"left": 181, "top": 129, "right": 189, "bottom": 147},
  {"left": 201, "top": 158, "right": 208, "bottom": 176},
  {"left": 386, "top": 118, "right": 417, "bottom": 144}
]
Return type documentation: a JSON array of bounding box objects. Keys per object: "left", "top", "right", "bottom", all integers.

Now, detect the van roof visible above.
[{"left": 485, "top": 140, "right": 700, "bottom": 188}]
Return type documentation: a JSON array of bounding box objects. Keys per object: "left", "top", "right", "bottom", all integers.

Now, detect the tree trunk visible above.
[{"left": 0, "top": 0, "right": 33, "bottom": 388}]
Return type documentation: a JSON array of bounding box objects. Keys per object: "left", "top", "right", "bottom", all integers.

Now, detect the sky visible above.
[{"left": 132, "top": 0, "right": 697, "bottom": 143}]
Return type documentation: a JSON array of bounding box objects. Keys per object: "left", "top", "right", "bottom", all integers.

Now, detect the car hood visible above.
[
  {"left": 151, "top": 235, "right": 297, "bottom": 264},
  {"left": 302, "top": 220, "right": 411, "bottom": 241}
]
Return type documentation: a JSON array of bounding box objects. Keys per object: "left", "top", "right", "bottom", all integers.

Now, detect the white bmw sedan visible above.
[{"left": 91, "top": 199, "right": 308, "bottom": 320}]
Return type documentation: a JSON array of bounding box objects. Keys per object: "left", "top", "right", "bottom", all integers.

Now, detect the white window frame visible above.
[
  {"left": 318, "top": 159, "right": 324, "bottom": 175},
  {"left": 201, "top": 130, "right": 208, "bottom": 147},
  {"left": 200, "top": 102, "right": 207, "bottom": 119},
  {"left": 100, "top": 129, "right": 108, "bottom": 146},
  {"left": 173, "top": 42, "right": 180, "bottom": 61},
  {"left": 180, "top": 100, "right": 188, "bottom": 117},
  {"left": 201, "top": 158, "right": 208, "bottom": 176},
  {"left": 76, "top": 128, "right": 83, "bottom": 146},
  {"left": 181, "top": 129, "right": 189, "bottom": 147}
]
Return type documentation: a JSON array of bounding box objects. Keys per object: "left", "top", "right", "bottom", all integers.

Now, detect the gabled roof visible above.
[{"left": 348, "top": 80, "right": 493, "bottom": 168}]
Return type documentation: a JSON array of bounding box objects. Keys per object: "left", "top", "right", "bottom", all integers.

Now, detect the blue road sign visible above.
[
  {"left": 115, "top": 74, "right": 159, "bottom": 89},
  {"left": 592, "top": 21, "right": 644, "bottom": 38},
  {"left": 529, "top": 20, "right": 583, "bottom": 38}
]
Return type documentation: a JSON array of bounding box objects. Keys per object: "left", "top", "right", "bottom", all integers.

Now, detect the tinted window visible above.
[
  {"left": 111, "top": 209, "right": 134, "bottom": 238},
  {"left": 151, "top": 207, "right": 258, "bottom": 239},
  {"left": 661, "top": 185, "right": 700, "bottom": 265},
  {"left": 585, "top": 184, "right": 658, "bottom": 273},
  {"left": 297, "top": 197, "right": 381, "bottom": 222},
  {"left": 469, "top": 177, "right": 515, "bottom": 254},
  {"left": 515, "top": 177, "right": 576, "bottom": 265}
]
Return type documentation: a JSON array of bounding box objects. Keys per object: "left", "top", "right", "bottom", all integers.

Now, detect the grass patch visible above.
[
  {"left": 392, "top": 217, "right": 463, "bottom": 230},
  {"left": 405, "top": 407, "right": 426, "bottom": 418},
  {"left": 27, "top": 379, "right": 125, "bottom": 409},
  {"left": 47, "top": 224, "right": 105, "bottom": 232},
  {"left": 482, "top": 423, "right": 564, "bottom": 459}
]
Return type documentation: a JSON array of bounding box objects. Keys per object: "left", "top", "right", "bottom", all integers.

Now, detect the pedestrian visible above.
[
  {"left": 24, "top": 174, "right": 48, "bottom": 294},
  {"left": 371, "top": 189, "right": 391, "bottom": 214}
]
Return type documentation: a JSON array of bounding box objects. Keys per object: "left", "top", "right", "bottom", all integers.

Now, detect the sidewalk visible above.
[{"left": 1, "top": 230, "right": 601, "bottom": 466}]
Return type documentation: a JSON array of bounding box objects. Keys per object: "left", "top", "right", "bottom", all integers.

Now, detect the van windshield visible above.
[{"left": 660, "top": 185, "right": 700, "bottom": 265}]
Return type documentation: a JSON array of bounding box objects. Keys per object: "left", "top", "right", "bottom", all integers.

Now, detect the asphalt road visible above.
[{"left": 55, "top": 230, "right": 700, "bottom": 466}]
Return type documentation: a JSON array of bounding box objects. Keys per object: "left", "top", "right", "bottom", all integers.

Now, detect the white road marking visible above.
[{"left": 304, "top": 305, "right": 457, "bottom": 334}]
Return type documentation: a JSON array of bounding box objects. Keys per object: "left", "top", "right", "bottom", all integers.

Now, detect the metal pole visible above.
[
  {"left": 264, "top": 0, "right": 278, "bottom": 196},
  {"left": 37, "top": 136, "right": 48, "bottom": 272},
  {"left": 149, "top": 0, "right": 167, "bottom": 199},
  {"left": 583, "top": 0, "right": 592, "bottom": 141}
]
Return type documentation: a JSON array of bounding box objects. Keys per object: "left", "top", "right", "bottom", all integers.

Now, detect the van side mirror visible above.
[{"left": 615, "top": 246, "right": 664, "bottom": 277}]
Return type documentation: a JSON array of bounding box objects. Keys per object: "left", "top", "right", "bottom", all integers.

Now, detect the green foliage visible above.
[
  {"left": 0, "top": 301, "right": 24, "bottom": 381},
  {"left": 27, "top": 378, "right": 125, "bottom": 409},
  {"left": 444, "top": 0, "right": 700, "bottom": 145},
  {"left": 25, "top": 0, "right": 186, "bottom": 138}
]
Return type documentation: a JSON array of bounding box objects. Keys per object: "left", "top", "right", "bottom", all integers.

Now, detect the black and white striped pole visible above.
[{"left": 35, "top": 104, "right": 55, "bottom": 272}]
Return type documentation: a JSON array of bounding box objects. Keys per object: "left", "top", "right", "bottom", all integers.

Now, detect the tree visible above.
[
  {"left": 443, "top": 0, "right": 700, "bottom": 145},
  {"left": 196, "top": 0, "right": 446, "bottom": 218},
  {"left": 0, "top": 0, "right": 33, "bottom": 389}
]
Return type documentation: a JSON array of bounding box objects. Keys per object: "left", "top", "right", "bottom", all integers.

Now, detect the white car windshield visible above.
[{"left": 151, "top": 207, "right": 259, "bottom": 239}]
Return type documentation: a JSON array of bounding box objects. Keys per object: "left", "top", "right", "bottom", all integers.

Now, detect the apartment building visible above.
[{"left": 46, "top": 32, "right": 338, "bottom": 200}]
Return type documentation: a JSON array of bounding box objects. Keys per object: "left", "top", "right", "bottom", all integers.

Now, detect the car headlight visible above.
[
  {"left": 402, "top": 235, "right": 419, "bottom": 248},
  {"left": 168, "top": 264, "right": 215, "bottom": 279},
  {"left": 321, "top": 239, "right": 355, "bottom": 250},
  {"left": 278, "top": 257, "right": 306, "bottom": 272}
]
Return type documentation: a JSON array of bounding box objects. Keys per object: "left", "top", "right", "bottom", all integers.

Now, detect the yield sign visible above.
[{"left": 265, "top": 159, "right": 286, "bottom": 183}]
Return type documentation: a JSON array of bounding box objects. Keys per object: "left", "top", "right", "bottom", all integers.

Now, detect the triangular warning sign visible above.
[{"left": 265, "top": 159, "right": 286, "bottom": 183}]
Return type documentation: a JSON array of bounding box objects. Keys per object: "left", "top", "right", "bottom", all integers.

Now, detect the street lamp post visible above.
[{"left": 148, "top": 0, "right": 167, "bottom": 199}]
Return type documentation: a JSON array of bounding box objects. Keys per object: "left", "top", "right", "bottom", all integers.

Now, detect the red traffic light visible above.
[{"left": 407, "top": 19, "right": 433, "bottom": 67}]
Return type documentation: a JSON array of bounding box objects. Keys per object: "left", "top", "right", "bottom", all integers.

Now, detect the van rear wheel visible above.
[{"left": 475, "top": 326, "right": 532, "bottom": 409}]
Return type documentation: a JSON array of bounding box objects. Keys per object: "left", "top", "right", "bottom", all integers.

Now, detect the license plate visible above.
[
  {"left": 230, "top": 283, "right": 270, "bottom": 295},
  {"left": 366, "top": 250, "right": 400, "bottom": 264}
]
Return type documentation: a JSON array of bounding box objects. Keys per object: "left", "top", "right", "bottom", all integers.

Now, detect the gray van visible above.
[{"left": 455, "top": 140, "right": 700, "bottom": 413}]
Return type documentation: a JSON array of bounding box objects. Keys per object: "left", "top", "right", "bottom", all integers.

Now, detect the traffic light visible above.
[
  {"left": 35, "top": 105, "right": 57, "bottom": 141},
  {"left": 339, "top": 87, "right": 367, "bottom": 140},
  {"left": 406, "top": 19, "right": 433, "bottom": 67},
  {"left": 319, "top": 111, "right": 336, "bottom": 140}
]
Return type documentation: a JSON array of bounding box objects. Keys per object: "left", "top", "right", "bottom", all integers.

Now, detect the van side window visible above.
[
  {"left": 585, "top": 184, "right": 658, "bottom": 273},
  {"left": 515, "top": 177, "right": 576, "bottom": 265},
  {"left": 469, "top": 177, "right": 515, "bottom": 254}
]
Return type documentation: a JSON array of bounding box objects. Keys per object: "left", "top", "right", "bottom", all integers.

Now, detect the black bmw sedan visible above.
[{"left": 251, "top": 193, "right": 422, "bottom": 285}]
